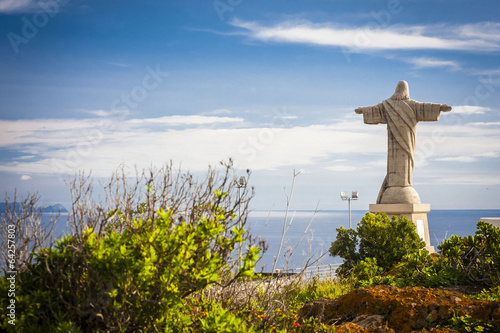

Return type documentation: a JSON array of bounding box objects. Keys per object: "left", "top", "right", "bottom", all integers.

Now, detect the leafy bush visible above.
[
  {"left": 330, "top": 215, "right": 500, "bottom": 289},
  {"left": 195, "top": 300, "right": 254, "bottom": 333},
  {"left": 329, "top": 212, "right": 426, "bottom": 277},
  {"left": 0, "top": 162, "right": 265, "bottom": 332},
  {"left": 439, "top": 221, "right": 500, "bottom": 286},
  {"left": 445, "top": 313, "right": 494, "bottom": 333},
  {"left": 351, "top": 257, "right": 392, "bottom": 287},
  {"left": 392, "top": 250, "right": 467, "bottom": 288},
  {"left": 0, "top": 199, "right": 260, "bottom": 332},
  {"left": 395, "top": 220, "right": 500, "bottom": 288},
  {"left": 469, "top": 286, "right": 500, "bottom": 301}
]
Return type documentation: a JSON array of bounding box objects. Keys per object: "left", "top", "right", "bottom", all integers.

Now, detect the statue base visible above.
[
  {"left": 379, "top": 186, "right": 421, "bottom": 204},
  {"left": 369, "top": 203, "right": 435, "bottom": 253}
]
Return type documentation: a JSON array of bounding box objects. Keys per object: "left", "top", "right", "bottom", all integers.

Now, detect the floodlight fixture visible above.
[
  {"left": 340, "top": 191, "right": 348, "bottom": 200},
  {"left": 339, "top": 190, "right": 359, "bottom": 229}
]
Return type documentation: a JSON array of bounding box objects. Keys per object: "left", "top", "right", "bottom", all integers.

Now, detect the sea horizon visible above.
[
  {"left": 30, "top": 208, "right": 500, "bottom": 272},
  {"left": 246, "top": 208, "right": 500, "bottom": 271}
]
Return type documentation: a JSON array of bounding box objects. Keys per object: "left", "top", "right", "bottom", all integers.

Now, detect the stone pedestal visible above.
[
  {"left": 369, "top": 203, "right": 435, "bottom": 253},
  {"left": 481, "top": 217, "right": 500, "bottom": 228}
]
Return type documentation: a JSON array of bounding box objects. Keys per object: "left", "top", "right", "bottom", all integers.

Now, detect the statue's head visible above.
[{"left": 391, "top": 80, "right": 410, "bottom": 100}]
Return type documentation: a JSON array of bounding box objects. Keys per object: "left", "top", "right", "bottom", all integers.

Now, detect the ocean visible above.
[
  {"left": 246, "top": 209, "right": 500, "bottom": 272},
  {"left": 40, "top": 209, "right": 500, "bottom": 273}
]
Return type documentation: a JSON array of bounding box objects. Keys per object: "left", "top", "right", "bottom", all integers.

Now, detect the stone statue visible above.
[{"left": 355, "top": 81, "right": 452, "bottom": 204}]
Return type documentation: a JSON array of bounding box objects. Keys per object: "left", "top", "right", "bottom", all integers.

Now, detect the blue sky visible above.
[{"left": 0, "top": 0, "right": 499, "bottom": 210}]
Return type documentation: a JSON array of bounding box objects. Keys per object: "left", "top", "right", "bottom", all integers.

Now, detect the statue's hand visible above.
[
  {"left": 440, "top": 104, "right": 452, "bottom": 112},
  {"left": 355, "top": 107, "right": 363, "bottom": 114}
]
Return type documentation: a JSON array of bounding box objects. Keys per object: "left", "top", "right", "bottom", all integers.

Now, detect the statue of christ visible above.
[{"left": 355, "top": 81, "right": 452, "bottom": 204}]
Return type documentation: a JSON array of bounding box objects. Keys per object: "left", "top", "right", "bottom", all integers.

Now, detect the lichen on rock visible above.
[{"left": 298, "top": 285, "right": 500, "bottom": 332}]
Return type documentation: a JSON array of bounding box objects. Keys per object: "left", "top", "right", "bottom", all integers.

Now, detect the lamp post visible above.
[
  {"left": 340, "top": 191, "right": 359, "bottom": 229},
  {"left": 236, "top": 176, "right": 247, "bottom": 268}
]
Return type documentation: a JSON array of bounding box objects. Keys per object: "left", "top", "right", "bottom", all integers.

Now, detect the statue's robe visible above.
[{"left": 356, "top": 99, "right": 444, "bottom": 203}]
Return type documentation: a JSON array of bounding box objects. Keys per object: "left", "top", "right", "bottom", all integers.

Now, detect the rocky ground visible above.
[{"left": 298, "top": 285, "right": 500, "bottom": 332}]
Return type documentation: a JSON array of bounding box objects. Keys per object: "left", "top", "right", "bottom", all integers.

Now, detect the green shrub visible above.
[
  {"left": 393, "top": 250, "right": 467, "bottom": 288},
  {"left": 351, "top": 257, "right": 392, "bottom": 287},
  {"left": 195, "top": 300, "right": 253, "bottom": 333},
  {"left": 438, "top": 221, "right": 500, "bottom": 286},
  {"left": 0, "top": 196, "right": 260, "bottom": 332},
  {"left": 469, "top": 286, "right": 500, "bottom": 301},
  {"left": 330, "top": 217, "right": 500, "bottom": 289},
  {"left": 328, "top": 212, "right": 478, "bottom": 288},
  {"left": 445, "top": 313, "right": 494, "bottom": 333},
  {"left": 329, "top": 212, "right": 426, "bottom": 277}
]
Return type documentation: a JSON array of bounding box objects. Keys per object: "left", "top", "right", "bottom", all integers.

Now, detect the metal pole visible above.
[
  {"left": 348, "top": 198, "right": 352, "bottom": 229},
  {"left": 237, "top": 186, "right": 241, "bottom": 269}
]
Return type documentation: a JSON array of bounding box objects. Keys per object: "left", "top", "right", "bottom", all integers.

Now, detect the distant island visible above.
[{"left": 0, "top": 203, "right": 68, "bottom": 213}]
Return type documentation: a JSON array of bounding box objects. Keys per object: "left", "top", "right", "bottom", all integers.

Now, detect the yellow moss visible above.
[{"left": 299, "top": 285, "right": 500, "bottom": 333}]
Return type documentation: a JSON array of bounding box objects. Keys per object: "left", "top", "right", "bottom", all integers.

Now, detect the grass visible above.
[{"left": 198, "top": 272, "right": 354, "bottom": 332}]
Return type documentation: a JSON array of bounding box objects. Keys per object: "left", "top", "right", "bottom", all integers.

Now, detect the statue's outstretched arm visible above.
[
  {"left": 440, "top": 104, "right": 452, "bottom": 112},
  {"left": 355, "top": 103, "right": 386, "bottom": 124},
  {"left": 355, "top": 103, "right": 384, "bottom": 114}
]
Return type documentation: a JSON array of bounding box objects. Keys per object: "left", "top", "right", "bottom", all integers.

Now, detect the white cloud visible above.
[
  {"left": 435, "top": 152, "right": 500, "bottom": 164},
  {"left": 435, "top": 156, "right": 476, "bottom": 163},
  {"left": 471, "top": 69, "right": 500, "bottom": 76},
  {"left": 0, "top": 115, "right": 245, "bottom": 150},
  {"left": 0, "top": 0, "right": 38, "bottom": 13},
  {"left": 406, "top": 57, "right": 460, "bottom": 70},
  {"left": 0, "top": 114, "right": 499, "bottom": 188},
  {"left": 409, "top": 117, "right": 500, "bottom": 170},
  {"left": 470, "top": 68, "right": 500, "bottom": 84},
  {"left": 458, "top": 22, "right": 500, "bottom": 42},
  {"left": 230, "top": 19, "right": 500, "bottom": 52},
  {"left": 202, "top": 108, "right": 233, "bottom": 115},
  {"left": 437, "top": 176, "right": 500, "bottom": 186},
  {"left": 327, "top": 165, "right": 360, "bottom": 172},
  {"left": 15, "top": 155, "right": 35, "bottom": 160},
  {"left": 451, "top": 106, "right": 492, "bottom": 114},
  {"left": 367, "top": 159, "right": 388, "bottom": 168},
  {"left": 20, "top": 175, "right": 31, "bottom": 180},
  {"left": 475, "top": 152, "right": 499, "bottom": 158},
  {"left": 0, "top": 116, "right": 385, "bottom": 176},
  {"left": 0, "top": 118, "right": 106, "bottom": 148},
  {"left": 127, "top": 115, "right": 244, "bottom": 126},
  {"left": 469, "top": 122, "right": 500, "bottom": 126},
  {"left": 83, "top": 109, "right": 131, "bottom": 117}
]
